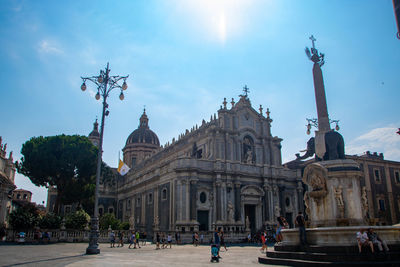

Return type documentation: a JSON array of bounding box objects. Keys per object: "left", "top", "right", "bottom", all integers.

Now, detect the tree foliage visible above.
[
  {"left": 9, "top": 203, "right": 40, "bottom": 230},
  {"left": 65, "top": 209, "right": 90, "bottom": 230},
  {"left": 39, "top": 213, "right": 62, "bottom": 229},
  {"left": 99, "top": 213, "right": 121, "bottom": 230},
  {"left": 17, "top": 135, "right": 98, "bottom": 214}
]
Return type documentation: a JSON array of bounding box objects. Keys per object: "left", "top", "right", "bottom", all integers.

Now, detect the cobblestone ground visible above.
[{"left": 0, "top": 243, "right": 282, "bottom": 267}]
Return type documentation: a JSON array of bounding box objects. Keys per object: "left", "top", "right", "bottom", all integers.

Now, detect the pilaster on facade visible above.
[{"left": 384, "top": 163, "right": 397, "bottom": 224}]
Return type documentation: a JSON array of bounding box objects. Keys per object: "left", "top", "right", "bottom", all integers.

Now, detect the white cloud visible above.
[
  {"left": 38, "top": 40, "right": 63, "bottom": 54},
  {"left": 347, "top": 126, "right": 400, "bottom": 161}
]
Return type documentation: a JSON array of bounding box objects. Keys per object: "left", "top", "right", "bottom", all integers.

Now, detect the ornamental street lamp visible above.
[{"left": 81, "top": 63, "right": 129, "bottom": 254}]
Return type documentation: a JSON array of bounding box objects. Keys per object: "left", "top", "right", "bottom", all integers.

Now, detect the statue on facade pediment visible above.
[{"left": 243, "top": 136, "right": 255, "bottom": 164}]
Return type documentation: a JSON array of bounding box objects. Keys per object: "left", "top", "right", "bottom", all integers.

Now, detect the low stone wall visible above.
[
  {"left": 281, "top": 225, "right": 400, "bottom": 246},
  {"left": 3, "top": 229, "right": 249, "bottom": 244}
]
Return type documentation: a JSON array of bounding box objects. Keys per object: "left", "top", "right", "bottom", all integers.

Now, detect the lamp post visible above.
[{"left": 81, "top": 63, "right": 129, "bottom": 254}]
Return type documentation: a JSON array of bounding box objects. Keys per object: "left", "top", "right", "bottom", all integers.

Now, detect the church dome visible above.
[
  {"left": 125, "top": 110, "right": 160, "bottom": 146},
  {"left": 88, "top": 119, "right": 100, "bottom": 138}
]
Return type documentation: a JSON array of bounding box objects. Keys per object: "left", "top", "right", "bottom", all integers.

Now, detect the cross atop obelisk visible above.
[{"left": 309, "top": 35, "right": 316, "bottom": 49}]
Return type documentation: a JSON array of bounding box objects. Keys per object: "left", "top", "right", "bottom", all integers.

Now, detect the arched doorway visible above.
[{"left": 241, "top": 185, "right": 264, "bottom": 233}]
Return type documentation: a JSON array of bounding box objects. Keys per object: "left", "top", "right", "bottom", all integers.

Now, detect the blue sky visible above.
[{"left": 1, "top": 0, "right": 399, "bottom": 205}]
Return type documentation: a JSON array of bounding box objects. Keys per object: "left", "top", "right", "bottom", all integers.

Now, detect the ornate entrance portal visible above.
[{"left": 241, "top": 185, "right": 264, "bottom": 232}]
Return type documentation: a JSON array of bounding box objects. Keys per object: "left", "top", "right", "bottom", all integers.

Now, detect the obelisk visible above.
[{"left": 306, "top": 35, "right": 330, "bottom": 158}]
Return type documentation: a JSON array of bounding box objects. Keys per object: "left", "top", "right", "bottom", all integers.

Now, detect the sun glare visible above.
[{"left": 171, "top": 0, "right": 270, "bottom": 44}]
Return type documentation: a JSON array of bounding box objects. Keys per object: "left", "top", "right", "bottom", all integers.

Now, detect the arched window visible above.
[
  {"left": 200, "top": 192, "right": 207, "bottom": 203},
  {"left": 162, "top": 188, "right": 167, "bottom": 200}
]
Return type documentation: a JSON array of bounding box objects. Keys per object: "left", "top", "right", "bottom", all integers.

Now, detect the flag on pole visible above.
[{"left": 117, "top": 159, "right": 130, "bottom": 176}]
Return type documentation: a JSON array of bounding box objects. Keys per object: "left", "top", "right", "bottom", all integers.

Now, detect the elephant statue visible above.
[{"left": 296, "top": 130, "right": 345, "bottom": 161}]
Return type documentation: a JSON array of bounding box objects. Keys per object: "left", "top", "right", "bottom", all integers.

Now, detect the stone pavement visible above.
[{"left": 0, "top": 243, "right": 284, "bottom": 267}]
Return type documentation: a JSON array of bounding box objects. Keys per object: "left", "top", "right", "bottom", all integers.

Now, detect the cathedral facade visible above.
[{"left": 113, "top": 94, "right": 303, "bottom": 234}]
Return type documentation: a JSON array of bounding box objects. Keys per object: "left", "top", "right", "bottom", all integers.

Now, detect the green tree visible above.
[
  {"left": 99, "top": 213, "right": 121, "bottom": 230},
  {"left": 39, "top": 213, "right": 62, "bottom": 229},
  {"left": 16, "top": 135, "right": 98, "bottom": 214},
  {"left": 65, "top": 209, "right": 90, "bottom": 230},
  {"left": 9, "top": 203, "right": 40, "bottom": 231}
]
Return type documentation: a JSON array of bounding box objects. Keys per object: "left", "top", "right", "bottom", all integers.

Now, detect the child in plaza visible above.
[
  {"left": 260, "top": 231, "right": 267, "bottom": 253},
  {"left": 210, "top": 244, "right": 219, "bottom": 263}
]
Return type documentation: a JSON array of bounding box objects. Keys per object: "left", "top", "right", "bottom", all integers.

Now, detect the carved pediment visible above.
[{"left": 241, "top": 185, "right": 264, "bottom": 196}]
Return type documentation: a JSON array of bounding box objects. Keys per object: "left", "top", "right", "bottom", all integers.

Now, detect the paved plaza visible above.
[{"left": 0, "top": 243, "right": 282, "bottom": 267}]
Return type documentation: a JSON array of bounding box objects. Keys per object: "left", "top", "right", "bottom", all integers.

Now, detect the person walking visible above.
[
  {"left": 220, "top": 230, "right": 227, "bottom": 251},
  {"left": 117, "top": 231, "right": 124, "bottom": 247},
  {"left": 156, "top": 232, "right": 160, "bottom": 249},
  {"left": 135, "top": 231, "right": 141, "bottom": 248},
  {"left": 128, "top": 231, "right": 135, "bottom": 249},
  {"left": 167, "top": 233, "right": 172, "bottom": 248},
  {"left": 110, "top": 231, "right": 116, "bottom": 248},
  {"left": 295, "top": 212, "right": 307, "bottom": 246}
]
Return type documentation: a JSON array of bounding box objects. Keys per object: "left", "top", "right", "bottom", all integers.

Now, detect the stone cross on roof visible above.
[{"left": 243, "top": 85, "right": 249, "bottom": 97}]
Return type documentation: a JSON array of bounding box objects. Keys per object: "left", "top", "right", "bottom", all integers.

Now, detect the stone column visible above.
[
  {"left": 234, "top": 182, "right": 241, "bottom": 222},
  {"left": 190, "top": 179, "right": 198, "bottom": 221},
  {"left": 384, "top": 163, "right": 397, "bottom": 224},
  {"left": 263, "top": 184, "right": 272, "bottom": 223},
  {"left": 141, "top": 192, "right": 146, "bottom": 226},
  {"left": 154, "top": 187, "right": 159, "bottom": 224},
  {"left": 216, "top": 181, "right": 222, "bottom": 221},
  {"left": 272, "top": 184, "right": 280, "bottom": 218},
  {"left": 221, "top": 182, "right": 227, "bottom": 221}
]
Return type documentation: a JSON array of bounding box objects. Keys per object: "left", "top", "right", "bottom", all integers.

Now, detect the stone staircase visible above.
[{"left": 258, "top": 244, "right": 400, "bottom": 266}]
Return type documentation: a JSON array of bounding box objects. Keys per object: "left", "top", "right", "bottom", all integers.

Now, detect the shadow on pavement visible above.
[{"left": 2, "top": 254, "right": 87, "bottom": 267}]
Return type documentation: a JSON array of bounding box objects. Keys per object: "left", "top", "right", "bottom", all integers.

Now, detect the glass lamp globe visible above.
[
  {"left": 119, "top": 92, "right": 124, "bottom": 100},
  {"left": 81, "top": 83, "right": 86, "bottom": 91},
  {"left": 335, "top": 124, "right": 340, "bottom": 131},
  {"left": 95, "top": 92, "right": 101, "bottom": 100},
  {"left": 306, "top": 129, "right": 311, "bottom": 135},
  {"left": 122, "top": 82, "right": 128, "bottom": 90},
  {"left": 97, "top": 76, "right": 103, "bottom": 83}
]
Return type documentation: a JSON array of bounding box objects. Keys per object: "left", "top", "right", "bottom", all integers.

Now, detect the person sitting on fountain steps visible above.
[
  {"left": 367, "top": 228, "right": 389, "bottom": 253},
  {"left": 356, "top": 229, "right": 374, "bottom": 253}
]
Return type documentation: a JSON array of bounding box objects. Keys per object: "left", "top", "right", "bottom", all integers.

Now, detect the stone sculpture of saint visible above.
[
  {"left": 129, "top": 215, "right": 135, "bottom": 230},
  {"left": 227, "top": 201, "right": 234, "bottom": 222},
  {"left": 333, "top": 186, "right": 344, "bottom": 206},
  {"left": 245, "top": 216, "right": 250, "bottom": 228}
]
